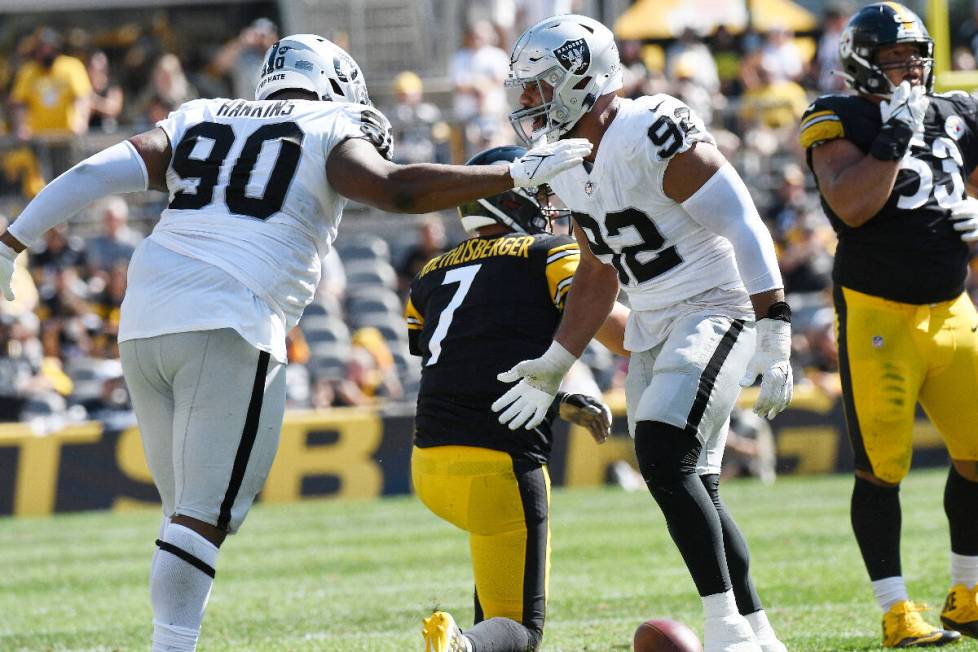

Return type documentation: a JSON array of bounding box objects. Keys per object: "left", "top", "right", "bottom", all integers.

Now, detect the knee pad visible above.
[{"left": 634, "top": 421, "right": 702, "bottom": 488}]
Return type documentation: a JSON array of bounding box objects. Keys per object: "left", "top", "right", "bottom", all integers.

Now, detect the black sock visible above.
[
  {"left": 945, "top": 466, "right": 978, "bottom": 555},
  {"left": 465, "top": 617, "right": 542, "bottom": 652},
  {"left": 635, "top": 421, "right": 730, "bottom": 597},
  {"left": 851, "top": 475, "right": 902, "bottom": 580},
  {"left": 701, "top": 473, "right": 762, "bottom": 615}
]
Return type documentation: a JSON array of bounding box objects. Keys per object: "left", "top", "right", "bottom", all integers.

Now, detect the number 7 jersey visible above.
[
  {"left": 800, "top": 92, "right": 978, "bottom": 304},
  {"left": 547, "top": 95, "right": 746, "bottom": 312}
]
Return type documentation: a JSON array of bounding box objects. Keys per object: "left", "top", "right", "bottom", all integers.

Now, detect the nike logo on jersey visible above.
[{"left": 972, "top": 323, "right": 978, "bottom": 333}]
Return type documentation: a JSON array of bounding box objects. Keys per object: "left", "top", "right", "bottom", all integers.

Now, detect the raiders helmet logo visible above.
[
  {"left": 554, "top": 38, "right": 590, "bottom": 75},
  {"left": 333, "top": 53, "right": 359, "bottom": 82}
]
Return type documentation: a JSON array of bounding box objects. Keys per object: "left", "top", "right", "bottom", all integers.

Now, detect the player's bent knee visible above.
[
  {"left": 634, "top": 420, "right": 701, "bottom": 488},
  {"left": 171, "top": 514, "right": 227, "bottom": 548}
]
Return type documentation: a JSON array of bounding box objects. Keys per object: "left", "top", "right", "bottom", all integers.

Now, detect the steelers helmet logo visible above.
[
  {"left": 554, "top": 38, "right": 590, "bottom": 75},
  {"left": 945, "top": 115, "right": 965, "bottom": 141},
  {"left": 839, "top": 27, "right": 854, "bottom": 59}
]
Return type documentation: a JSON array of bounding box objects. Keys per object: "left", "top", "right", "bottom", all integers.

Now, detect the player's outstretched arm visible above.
[
  {"left": 491, "top": 222, "right": 619, "bottom": 431},
  {"left": 0, "top": 128, "right": 171, "bottom": 301},
  {"left": 326, "top": 137, "right": 591, "bottom": 214}
]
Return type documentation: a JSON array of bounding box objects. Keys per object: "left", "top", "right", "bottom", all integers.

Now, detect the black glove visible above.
[{"left": 556, "top": 392, "right": 612, "bottom": 444}]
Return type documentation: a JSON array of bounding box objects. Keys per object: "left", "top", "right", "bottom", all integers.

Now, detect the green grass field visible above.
[{"left": 0, "top": 468, "right": 970, "bottom": 651}]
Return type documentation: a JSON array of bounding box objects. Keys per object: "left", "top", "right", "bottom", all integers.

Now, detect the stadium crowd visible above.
[{"left": 0, "top": 1, "right": 977, "bottom": 468}]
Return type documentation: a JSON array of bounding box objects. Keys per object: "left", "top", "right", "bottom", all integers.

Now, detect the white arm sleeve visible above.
[
  {"left": 7, "top": 140, "right": 149, "bottom": 246},
  {"left": 681, "top": 163, "right": 783, "bottom": 295}
]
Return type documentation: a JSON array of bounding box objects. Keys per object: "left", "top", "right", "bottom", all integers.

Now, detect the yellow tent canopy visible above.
[{"left": 614, "top": 0, "right": 818, "bottom": 40}]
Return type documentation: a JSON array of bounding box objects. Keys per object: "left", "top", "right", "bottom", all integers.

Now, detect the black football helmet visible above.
[
  {"left": 457, "top": 146, "right": 568, "bottom": 234},
  {"left": 838, "top": 2, "right": 934, "bottom": 97}
]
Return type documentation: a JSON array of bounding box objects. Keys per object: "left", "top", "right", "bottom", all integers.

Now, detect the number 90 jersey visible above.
[
  {"left": 547, "top": 95, "right": 746, "bottom": 311},
  {"left": 151, "top": 97, "right": 392, "bottom": 328},
  {"left": 800, "top": 93, "right": 978, "bottom": 304}
]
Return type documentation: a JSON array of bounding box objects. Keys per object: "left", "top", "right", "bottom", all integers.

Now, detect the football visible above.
[{"left": 633, "top": 618, "right": 703, "bottom": 652}]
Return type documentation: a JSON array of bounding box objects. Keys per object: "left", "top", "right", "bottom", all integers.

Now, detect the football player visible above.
[
  {"left": 800, "top": 2, "right": 978, "bottom": 647},
  {"left": 0, "top": 36, "right": 589, "bottom": 652},
  {"left": 406, "top": 146, "right": 627, "bottom": 652},
  {"left": 491, "top": 15, "right": 791, "bottom": 652}
]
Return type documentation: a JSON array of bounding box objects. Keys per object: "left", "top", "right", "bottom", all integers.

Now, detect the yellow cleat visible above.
[
  {"left": 422, "top": 611, "right": 469, "bottom": 652},
  {"left": 941, "top": 585, "right": 978, "bottom": 638},
  {"left": 883, "top": 601, "right": 961, "bottom": 648}
]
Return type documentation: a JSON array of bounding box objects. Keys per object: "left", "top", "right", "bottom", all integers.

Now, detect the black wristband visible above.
[
  {"left": 869, "top": 121, "right": 914, "bottom": 161},
  {"left": 765, "top": 301, "right": 792, "bottom": 323}
]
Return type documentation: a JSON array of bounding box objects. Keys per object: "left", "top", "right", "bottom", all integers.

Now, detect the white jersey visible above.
[
  {"left": 119, "top": 97, "right": 391, "bottom": 362},
  {"left": 550, "top": 95, "right": 746, "bottom": 312}
]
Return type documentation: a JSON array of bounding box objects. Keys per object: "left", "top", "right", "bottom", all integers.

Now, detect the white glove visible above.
[
  {"left": 0, "top": 241, "right": 17, "bottom": 301},
  {"left": 558, "top": 392, "right": 612, "bottom": 444},
  {"left": 950, "top": 197, "right": 978, "bottom": 243},
  {"left": 492, "top": 342, "right": 577, "bottom": 430},
  {"left": 509, "top": 138, "right": 592, "bottom": 188},
  {"left": 739, "top": 319, "right": 793, "bottom": 420},
  {"left": 879, "top": 80, "right": 929, "bottom": 134}
]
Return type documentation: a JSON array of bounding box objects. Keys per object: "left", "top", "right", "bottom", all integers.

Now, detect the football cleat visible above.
[
  {"left": 941, "top": 584, "right": 978, "bottom": 638},
  {"left": 702, "top": 614, "right": 761, "bottom": 652},
  {"left": 883, "top": 601, "right": 961, "bottom": 648},
  {"left": 422, "top": 611, "right": 470, "bottom": 652}
]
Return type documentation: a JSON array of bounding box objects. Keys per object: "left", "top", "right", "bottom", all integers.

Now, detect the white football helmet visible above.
[
  {"left": 255, "top": 34, "right": 371, "bottom": 105},
  {"left": 506, "top": 15, "right": 622, "bottom": 146}
]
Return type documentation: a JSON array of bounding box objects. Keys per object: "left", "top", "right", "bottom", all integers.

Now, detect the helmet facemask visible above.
[{"left": 507, "top": 67, "right": 586, "bottom": 146}]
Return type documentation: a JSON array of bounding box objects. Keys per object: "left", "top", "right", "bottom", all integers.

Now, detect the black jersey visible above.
[
  {"left": 799, "top": 92, "right": 978, "bottom": 304},
  {"left": 404, "top": 232, "right": 579, "bottom": 465}
]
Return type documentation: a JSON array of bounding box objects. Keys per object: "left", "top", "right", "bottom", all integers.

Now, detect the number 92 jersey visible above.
[
  {"left": 152, "top": 97, "right": 392, "bottom": 327},
  {"left": 547, "top": 94, "right": 746, "bottom": 312},
  {"left": 800, "top": 92, "right": 978, "bottom": 304}
]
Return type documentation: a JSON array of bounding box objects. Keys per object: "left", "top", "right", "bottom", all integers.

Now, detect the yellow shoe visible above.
[
  {"left": 422, "top": 611, "right": 470, "bottom": 652},
  {"left": 883, "top": 601, "right": 961, "bottom": 648},
  {"left": 942, "top": 585, "right": 978, "bottom": 638}
]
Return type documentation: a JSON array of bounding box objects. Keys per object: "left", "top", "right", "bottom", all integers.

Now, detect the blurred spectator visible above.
[
  {"left": 758, "top": 25, "right": 804, "bottom": 83},
  {"left": 29, "top": 224, "right": 88, "bottom": 285},
  {"left": 207, "top": 18, "right": 279, "bottom": 100},
  {"left": 738, "top": 61, "right": 809, "bottom": 130},
  {"left": 710, "top": 25, "right": 743, "bottom": 97},
  {"left": 666, "top": 27, "right": 719, "bottom": 94},
  {"left": 317, "top": 247, "right": 347, "bottom": 308},
  {"left": 794, "top": 306, "right": 842, "bottom": 397},
  {"left": 349, "top": 326, "right": 403, "bottom": 401},
  {"left": 515, "top": 0, "right": 581, "bottom": 36},
  {"left": 135, "top": 53, "right": 197, "bottom": 122},
  {"left": 397, "top": 217, "right": 447, "bottom": 292},
  {"left": 87, "top": 50, "right": 125, "bottom": 132},
  {"left": 815, "top": 4, "right": 850, "bottom": 92},
  {"left": 0, "top": 146, "right": 45, "bottom": 199},
  {"left": 84, "top": 196, "right": 142, "bottom": 275},
  {"left": 384, "top": 71, "right": 449, "bottom": 164},
  {"left": 671, "top": 53, "right": 717, "bottom": 127},
  {"left": 619, "top": 39, "right": 651, "bottom": 99},
  {"left": 88, "top": 262, "right": 127, "bottom": 358},
  {"left": 723, "top": 409, "right": 777, "bottom": 484},
  {"left": 77, "top": 361, "right": 133, "bottom": 428},
  {"left": 777, "top": 211, "right": 834, "bottom": 295},
  {"left": 953, "top": 46, "right": 978, "bottom": 72},
  {"left": 309, "top": 371, "right": 372, "bottom": 409},
  {"left": 960, "top": 0, "right": 978, "bottom": 64},
  {"left": 0, "top": 312, "right": 68, "bottom": 421},
  {"left": 450, "top": 21, "right": 510, "bottom": 126},
  {"left": 9, "top": 28, "right": 92, "bottom": 140}
]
